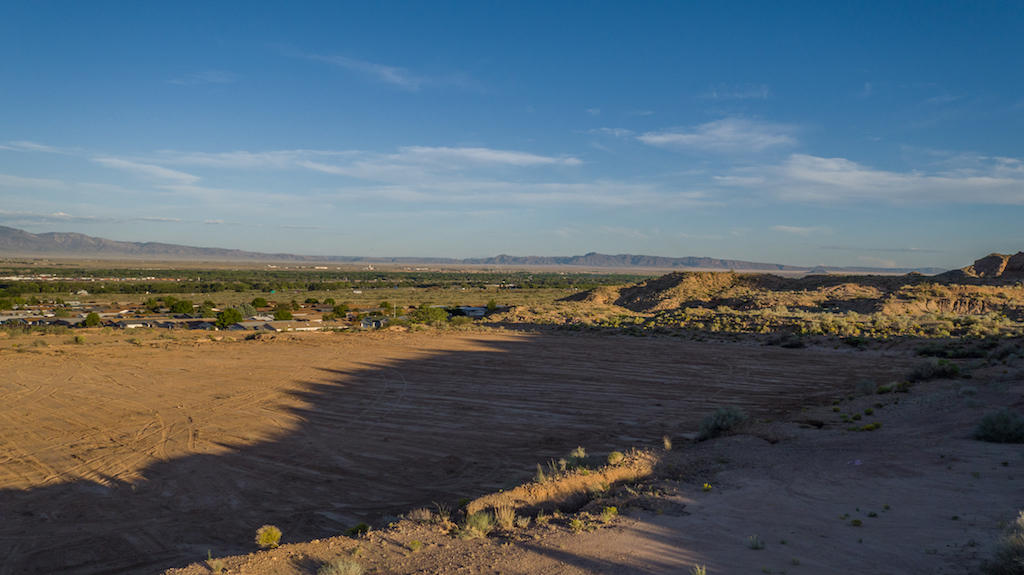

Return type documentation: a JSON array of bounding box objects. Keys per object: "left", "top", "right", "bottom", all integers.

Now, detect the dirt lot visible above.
[{"left": 0, "top": 329, "right": 918, "bottom": 573}]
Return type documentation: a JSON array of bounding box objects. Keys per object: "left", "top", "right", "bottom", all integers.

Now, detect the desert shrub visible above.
[
  {"left": 567, "top": 446, "right": 587, "bottom": 467},
  {"left": 982, "top": 511, "right": 1024, "bottom": 575},
  {"left": 607, "top": 451, "right": 625, "bottom": 465},
  {"left": 346, "top": 523, "right": 370, "bottom": 537},
  {"left": 255, "top": 525, "right": 282, "bottom": 549},
  {"left": 460, "top": 511, "right": 494, "bottom": 538},
  {"left": 600, "top": 506, "right": 618, "bottom": 523},
  {"left": 407, "top": 540, "right": 423, "bottom": 553},
  {"left": 746, "top": 534, "right": 765, "bottom": 549},
  {"left": 433, "top": 501, "right": 452, "bottom": 525},
  {"left": 974, "top": 410, "right": 1024, "bottom": 444},
  {"left": 699, "top": 406, "right": 748, "bottom": 440},
  {"left": 569, "top": 517, "right": 585, "bottom": 533},
  {"left": 908, "top": 359, "right": 960, "bottom": 382},
  {"left": 318, "top": 558, "right": 364, "bottom": 575},
  {"left": 406, "top": 507, "right": 433, "bottom": 523},
  {"left": 493, "top": 504, "right": 516, "bottom": 531}
]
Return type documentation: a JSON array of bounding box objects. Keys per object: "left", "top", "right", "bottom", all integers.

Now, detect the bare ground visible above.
[{"left": 0, "top": 329, "right": 1008, "bottom": 574}]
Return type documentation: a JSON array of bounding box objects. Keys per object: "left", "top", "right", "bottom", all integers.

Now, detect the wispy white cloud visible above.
[
  {"left": 638, "top": 118, "right": 798, "bottom": 153},
  {"left": 820, "top": 245, "right": 943, "bottom": 254},
  {"left": 924, "top": 94, "right": 961, "bottom": 105},
  {"left": 0, "top": 209, "right": 111, "bottom": 224},
  {"left": 626, "top": 109, "right": 655, "bottom": 117},
  {"left": 0, "top": 173, "right": 68, "bottom": 190},
  {"left": 398, "top": 146, "right": 582, "bottom": 167},
  {"left": 307, "top": 53, "right": 422, "bottom": 90},
  {"left": 582, "top": 128, "right": 634, "bottom": 138},
  {"left": 298, "top": 51, "right": 481, "bottom": 92},
  {"left": 322, "top": 179, "right": 710, "bottom": 209},
  {"left": 700, "top": 84, "right": 771, "bottom": 100},
  {"left": 586, "top": 108, "right": 601, "bottom": 116},
  {"left": 167, "top": 70, "right": 238, "bottom": 86},
  {"left": 720, "top": 153, "right": 1024, "bottom": 205},
  {"left": 600, "top": 226, "right": 650, "bottom": 240},
  {"left": 771, "top": 225, "right": 828, "bottom": 236},
  {"left": 0, "top": 140, "right": 62, "bottom": 153},
  {"left": 93, "top": 157, "right": 200, "bottom": 184}
]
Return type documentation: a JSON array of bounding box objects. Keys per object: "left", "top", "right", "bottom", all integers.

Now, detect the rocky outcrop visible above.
[{"left": 959, "top": 252, "right": 1024, "bottom": 280}]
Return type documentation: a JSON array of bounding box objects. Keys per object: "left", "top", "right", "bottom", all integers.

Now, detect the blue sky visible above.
[{"left": 1, "top": 1, "right": 1022, "bottom": 268}]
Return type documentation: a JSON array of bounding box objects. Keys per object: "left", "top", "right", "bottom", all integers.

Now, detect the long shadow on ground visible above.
[{"left": 0, "top": 333, "right": 911, "bottom": 574}]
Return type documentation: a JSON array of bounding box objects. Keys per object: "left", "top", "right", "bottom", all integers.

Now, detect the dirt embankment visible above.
[
  {"left": 166, "top": 339, "right": 1024, "bottom": 575},
  {"left": 562, "top": 269, "right": 1024, "bottom": 319}
]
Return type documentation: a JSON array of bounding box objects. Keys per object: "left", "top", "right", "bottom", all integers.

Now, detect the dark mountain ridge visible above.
[{"left": 0, "top": 226, "right": 946, "bottom": 274}]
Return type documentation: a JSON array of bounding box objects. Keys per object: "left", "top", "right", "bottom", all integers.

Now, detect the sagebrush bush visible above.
[
  {"left": 255, "top": 524, "right": 282, "bottom": 549},
  {"left": 974, "top": 410, "right": 1024, "bottom": 444},
  {"left": 699, "top": 406, "right": 748, "bottom": 440},
  {"left": 908, "top": 359, "right": 960, "bottom": 382},
  {"left": 607, "top": 451, "right": 625, "bottom": 465}
]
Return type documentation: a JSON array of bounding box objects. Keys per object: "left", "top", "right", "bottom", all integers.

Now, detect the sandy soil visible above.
[
  {"left": 0, "top": 329, "right": 918, "bottom": 574},
  {"left": 166, "top": 346, "right": 1024, "bottom": 575}
]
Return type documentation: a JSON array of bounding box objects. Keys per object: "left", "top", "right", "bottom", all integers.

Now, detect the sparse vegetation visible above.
[
  {"left": 317, "top": 558, "right": 364, "bottom": 575},
  {"left": 458, "top": 511, "right": 494, "bottom": 539},
  {"left": 254, "top": 525, "right": 282, "bottom": 549},
  {"left": 607, "top": 451, "right": 625, "bottom": 465},
  {"left": 974, "top": 410, "right": 1024, "bottom": 444},
  {"left": 982, "top": 510, "right": 1024, "bottom": 575},
  {"left": 493, "top": 503, "right": 516, "bottom": 531},
  {"left": 346, "top": 523, "right": 370, "bottom": 537},
  {"left": 747, "top": 534, "right": 765, "bottom": 549},
  {"left": 699, "top": 406, "right": 748, "bottom": 440},
  {"left": 206, "top": 550, "right": 225, "bottom": 573},
  {"left": 600, "top": 506, "right": 619, "bottom": 523},
  {"left": 908, "top": 359, "right": 961, "bottom": 382},
  {"left": 406, "top": 507, "right": 433, "bottom": 523}
]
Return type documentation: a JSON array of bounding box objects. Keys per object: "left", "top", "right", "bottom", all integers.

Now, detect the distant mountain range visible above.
[{"left": 0, "top": 225, "right": 947, "bottom": 274}]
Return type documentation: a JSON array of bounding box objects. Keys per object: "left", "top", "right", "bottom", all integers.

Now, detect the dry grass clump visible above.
[
  {"left": 982, "top": 510, "right": 1024, "bottom": 575},
  {"left": 468, "top": 450, "right": 655, "bottom": 515},
  {"left": 406, "top": 507, "right": 434, "bottom": 523},
  {"left": 254, "top": 524, "right": 282, "bottom": 549},
  {"left": 317, "top": 558, "right": 364, "bottom": 575},
  {"left": 493, "top": 503, "right": 516, "bottom": 531}
]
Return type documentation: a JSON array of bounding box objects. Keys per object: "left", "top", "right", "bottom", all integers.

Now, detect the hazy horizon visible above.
[{"left": 1, "top": 2, "right": 1022, "bottom": 269}]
